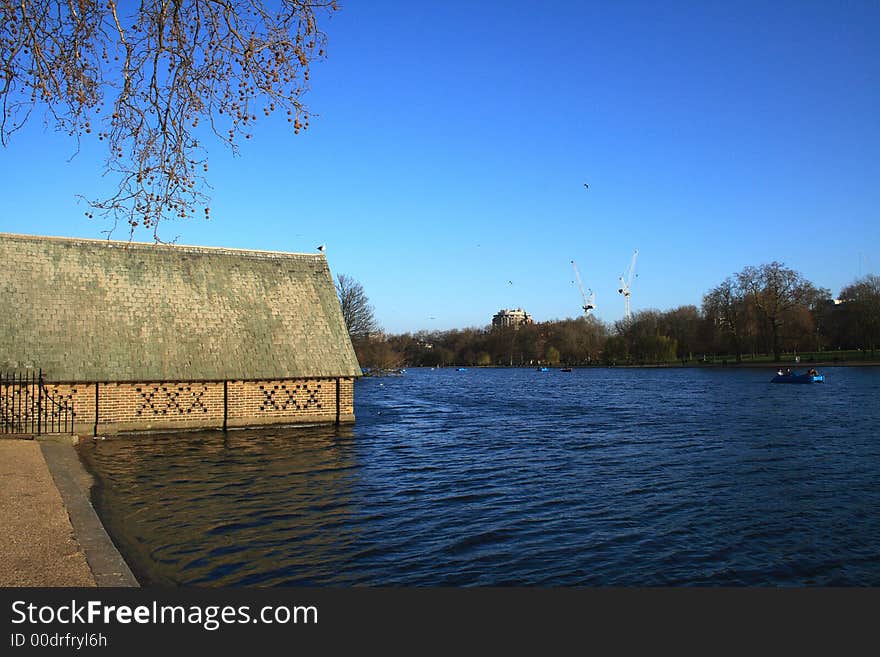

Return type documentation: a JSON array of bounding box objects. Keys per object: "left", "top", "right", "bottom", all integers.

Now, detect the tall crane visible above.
[
  {"left": 571, "top": 260, "right": 595, "bottom": 316},
  {"left": 618, "top": 249, "right": 638, "bottom": 320}
]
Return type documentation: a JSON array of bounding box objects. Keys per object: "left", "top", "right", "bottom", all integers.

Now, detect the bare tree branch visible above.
[
  {"left": 335, "top": 273, "right": 379, "bottom": 340},
  {"left": 0, "top": 0, "right": 339, "bottom": 241}
]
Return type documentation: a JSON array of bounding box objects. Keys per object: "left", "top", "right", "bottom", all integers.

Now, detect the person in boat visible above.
[
  {"left": 777, "top": 368, "right": 784, "bottom": 376},
  {"left": 808, "top": 367, "right": 818, "bottom": 376},
  {"left": 785, "top": 368, "right": 792, "bottom": 375}
]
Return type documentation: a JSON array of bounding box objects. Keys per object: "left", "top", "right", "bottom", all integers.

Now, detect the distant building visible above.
[{"left": 492, "top": 308, "right": 534, "bottom": 329}]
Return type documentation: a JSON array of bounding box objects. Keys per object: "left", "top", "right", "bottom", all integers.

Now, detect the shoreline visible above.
[
  {"left": 41, "top": 438, "right": 139, "bottom": 587},
  {"left": 596, "top": 361, "right": 880, "bottom": 369},
  {"left": 400, "top": 361, "right": 880, "bottom": 370},
  {"left": 0, "top": 437, "right": 138, "bottom": 588}
]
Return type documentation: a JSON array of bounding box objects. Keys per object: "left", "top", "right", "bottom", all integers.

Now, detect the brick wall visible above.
[{"left": 38, "top": 377, "right": 355, "bottom": 435}]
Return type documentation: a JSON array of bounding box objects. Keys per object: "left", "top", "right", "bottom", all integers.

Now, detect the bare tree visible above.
[
  {"left": 335, "top": 273, "right": 379, "bottom": 340},
  {"left": 703, "top": 276, "right": 748, "bottom": 362},
  {"left": 737, "top": 262, "right": 821, "bottom": 362},
  {"left": 0, "top": 0, "right": 338, "bottom": 241},
  {"left": 839, "top": 274, "right": 880, "bottom": 355}
]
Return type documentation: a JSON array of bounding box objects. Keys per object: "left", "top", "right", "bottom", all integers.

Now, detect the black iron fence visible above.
[{"left": 0, "top": 369, "right": 74, "bottom": 435}]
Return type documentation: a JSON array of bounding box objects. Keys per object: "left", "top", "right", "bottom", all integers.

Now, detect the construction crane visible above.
[
  {"left": 618, "top": 249, "right": 638, "bottom": 320},
  {"left": 570, "top": 260, "right": 595, "bottom": 316}
]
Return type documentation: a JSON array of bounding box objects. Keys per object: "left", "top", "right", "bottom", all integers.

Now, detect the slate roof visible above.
[{"left": 0, "top": 233, "right": 361, "bottom": 381}]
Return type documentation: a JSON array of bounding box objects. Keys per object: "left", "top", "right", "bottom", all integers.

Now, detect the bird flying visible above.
[{"left": 317, "top": 244, "right": 325, "bottom": 253}]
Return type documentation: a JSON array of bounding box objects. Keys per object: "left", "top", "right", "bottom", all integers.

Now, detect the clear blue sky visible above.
[{"left": 2, "top": 1, "right": 878, "bottom": 333}]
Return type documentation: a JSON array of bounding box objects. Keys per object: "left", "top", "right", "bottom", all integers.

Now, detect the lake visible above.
[{"left": 77, "top": 366, "right": 880, "bottom": 586}]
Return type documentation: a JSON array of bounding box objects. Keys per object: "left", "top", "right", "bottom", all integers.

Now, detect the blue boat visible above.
[
  {"left": 771, "top": 370, "right": 824, "bottom": 384},
  {"left": 457, "top": 367, "right": 468, "bottom": 372},
  {"left": 537, "top": 367, "right": 550, "bottom": 372}
]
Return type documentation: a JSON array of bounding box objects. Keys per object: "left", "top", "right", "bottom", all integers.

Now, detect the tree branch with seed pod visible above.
[{"left": 0, "top": 0, "right": 338, "bottom": 242}]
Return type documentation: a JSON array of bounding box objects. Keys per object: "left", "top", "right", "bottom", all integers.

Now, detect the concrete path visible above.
[
  {"left": 0, "top": 439, "right": 96, "bottom": 586},
  {"left": 0, "top": 438, "right": 138, "bottom": 587},
  {"left": 41, "top": 439, "right": 139, "bottom": 587}
]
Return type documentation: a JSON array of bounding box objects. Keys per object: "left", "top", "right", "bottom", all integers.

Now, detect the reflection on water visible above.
[
  {"left": 79, "top": 426, "right": 360, "bottom": 586},
  {"left": 80, "top": 366, "right": 880, "bottom": 586}
]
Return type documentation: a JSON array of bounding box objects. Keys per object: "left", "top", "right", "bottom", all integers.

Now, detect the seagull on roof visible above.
[{"left": 317, "top": 243, "right": 325, "bottom": 253}]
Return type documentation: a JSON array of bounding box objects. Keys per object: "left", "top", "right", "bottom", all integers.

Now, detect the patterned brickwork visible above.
[
  {"left": 38, "top": 377, "right": 355, "bottom": 434},
  {"left": 0, "top": 233, "right": 361, "bottom": 382}
]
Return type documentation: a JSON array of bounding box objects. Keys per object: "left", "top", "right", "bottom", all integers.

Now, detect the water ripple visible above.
[{"left": 77, "top": 366, "right": 880, "bottom": 586}]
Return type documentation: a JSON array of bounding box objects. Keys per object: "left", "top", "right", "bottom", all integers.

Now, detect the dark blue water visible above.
[{"left": 78, "top": 366, "right": 880, "bottom": 586}]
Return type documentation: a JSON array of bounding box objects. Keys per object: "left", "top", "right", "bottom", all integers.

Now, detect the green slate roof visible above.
[{"left": 0, "top": 233, "right": 361, "bottom": 382}]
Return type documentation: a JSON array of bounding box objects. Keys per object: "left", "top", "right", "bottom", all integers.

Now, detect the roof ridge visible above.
[{"left": 0, "top": 232, "right": 324, "bottom": 260}]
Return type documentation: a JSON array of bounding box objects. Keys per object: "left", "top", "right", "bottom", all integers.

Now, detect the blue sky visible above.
[{"left": 1, "top": 0, "right": 878, "bottom": 333}]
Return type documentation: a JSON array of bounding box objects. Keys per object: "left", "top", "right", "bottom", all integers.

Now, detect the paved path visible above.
[
  {"left": 0, "top": 438, "right": 138, "bottom": 587},
  {"left": 0, "top": 439, "right": 96, "bottom": 586}
]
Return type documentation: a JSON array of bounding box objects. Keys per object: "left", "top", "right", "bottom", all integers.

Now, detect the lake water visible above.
[{"left": 77, "top": 366, "right": 880, "bottom": 586}]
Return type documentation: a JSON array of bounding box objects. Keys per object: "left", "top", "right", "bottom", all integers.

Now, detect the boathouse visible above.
[{"left": 0, "top": 233, "right": 361, "bottom": 436}]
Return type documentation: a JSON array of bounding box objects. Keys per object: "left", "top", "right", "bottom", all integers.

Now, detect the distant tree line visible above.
[{"left": 340, "top": 265, "right": 880, "bottom": 370}]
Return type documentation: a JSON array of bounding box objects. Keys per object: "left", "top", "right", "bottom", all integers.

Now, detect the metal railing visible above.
[{"left": 0, "top": 369, "right": 74, "bottom": 435}]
